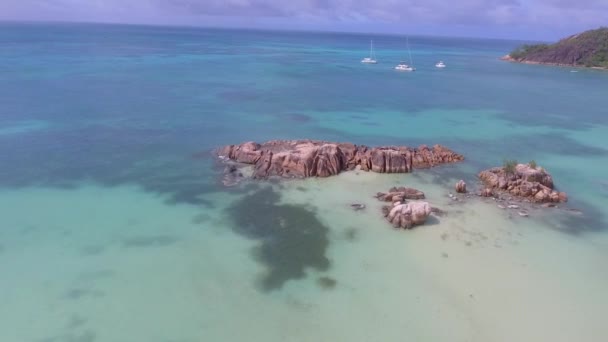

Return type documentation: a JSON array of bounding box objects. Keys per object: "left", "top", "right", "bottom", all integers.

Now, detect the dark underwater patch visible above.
[
  {"left": 600, "top": 182, "right": 608, "bottom": 198},
  {"left": 226, "top": 187, "right": 330, "bottom": 291},
  {"left": 495, "top": 110, "right": 601, "bottom": 130},
  {"left": 287, "top": 113, "right": 313, "bottom": 123},
  {"left": 542, "top": 199, "right": 608, "bottom": 235},
  {"left": 517, "top": 133, "right": 608, "bottom": 157},
  {"left": 122, "top": 235, "right": 179, "bottom": 248},
  {"left": 0, "top": 125, "right": 224, "bottom": 207},
  {"left": 362, "top": 121, "right": 380, "bottom": 126},
  {"left": 450, "top": 133, "right": 608, "bottom": 167},
  {"left": 66, "top": 315, "right": 88, "bottom": 329},
  {"left": 63, "top": 288, "right": 105, "bottom": 300},
  {"left": 191, "top": 213, "right": 211, "bottom": 224},
  {"left": 317, "top": 276, "right": 337, "bottom": 289},
  {"left": 162, "top": 185, "right": 217, "bottom": 207},
  {"left": 20, "top": 225, "right": 39, "bottom": 235},
  {"left": 342, "top": 227, "right": 358, "bottom": 242},
  {"left": 217, "top": 89, "right": 260, "bottom": 102},
  {"left": 77, "top": 269, "right": 115, "bottom": 281},
  {"left": 425, "top": 215, "right": 441, "bottom": 226},
  {"left": 80, "top": 245, "right": 105, "bottom": 256},
  {"left": 40, "top": 329, "right": 97, "bottom": 342}
]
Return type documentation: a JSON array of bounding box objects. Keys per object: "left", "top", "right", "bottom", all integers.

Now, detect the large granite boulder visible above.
[
  {"left": 375, "top": 186, "right": 434, "bottom": 229},
  {"left": 381, "top": 202, "right": 432, "bottom": 229},
  {"left": 217, "top": 140, "right": 464, "bottom": 179},
  {"left": 478, "top": 163, "right": 567, "bottom": 203}
]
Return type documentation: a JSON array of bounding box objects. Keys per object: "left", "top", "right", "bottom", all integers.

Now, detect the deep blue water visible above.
[{"left": 1, "top": 22, "right": 606, "bottom": 215}]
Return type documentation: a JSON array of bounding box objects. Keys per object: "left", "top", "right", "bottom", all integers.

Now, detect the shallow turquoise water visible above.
[{"left": 0, "top": 22, "right": 607, "bottom": 341}]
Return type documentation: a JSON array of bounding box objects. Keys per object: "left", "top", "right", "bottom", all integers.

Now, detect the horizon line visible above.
[{"left": 0, "top": 19, "right": 544, "bottom": 43}]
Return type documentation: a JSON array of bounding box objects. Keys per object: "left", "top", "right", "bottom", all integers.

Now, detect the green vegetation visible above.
[
  {"left": 510, "top": 44, "right": 550, "bottom": 60},
  {"left": 508, "top": 27, "right": 608, "bottom": 68},
  {"left": 503, "top": 159, "right": 518, "bottom": 175},
  {"left": 529, "top": 160, "right": 537, "bottom": 169}
]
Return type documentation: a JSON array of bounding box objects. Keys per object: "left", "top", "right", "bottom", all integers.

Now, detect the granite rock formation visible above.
[
  {"left": 455, "top": 180, "right": 467, "bottom": 193},
  {"left": 478, "top": 163, "right": 567, "bottom": 203},
  {"left": 375, "top": 187, "right": 426, "bottom": 202},
  {"left": 375, "top": 186, "right": 434, "bottom": 229},
  {"left": 381, "top": 201, "right": 432, "bottom": 229},
  {"left": 217, "top": 140, "right": 464, "bottom": 179}
]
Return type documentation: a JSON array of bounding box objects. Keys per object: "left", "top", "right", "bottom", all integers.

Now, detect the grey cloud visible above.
[
  {"left": 546, "top": 0, "right": 608, "bottom": 9},
  {"left": 155, "top": 0, "right": 526, "bottom": 25},
  {"left": 0, "top": 0, "right": 606, "bottom": 37}
]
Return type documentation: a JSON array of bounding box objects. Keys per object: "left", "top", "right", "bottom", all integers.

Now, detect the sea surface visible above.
[{"left": 1, "top": 22, "right": 607, "bottom": 342}]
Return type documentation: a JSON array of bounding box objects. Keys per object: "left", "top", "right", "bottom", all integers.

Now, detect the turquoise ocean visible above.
[{"left": 1, "top": 22, "right": 607, "bottom": 341}]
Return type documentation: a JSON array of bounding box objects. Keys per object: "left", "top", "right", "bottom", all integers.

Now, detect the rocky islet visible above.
[
  {"left": 217, "top": 139, "right": 465, "bottom": 180},
  {"left": 216, "top": 140, "right": 570, "bottom": 229},
  {"left": 478, "top": 163, "right": 567, "bottom": 204}
]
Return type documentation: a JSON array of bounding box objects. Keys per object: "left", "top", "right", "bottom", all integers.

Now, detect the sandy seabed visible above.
[{"left": 0, "top": 171, "right": 607, "bottom": 342}]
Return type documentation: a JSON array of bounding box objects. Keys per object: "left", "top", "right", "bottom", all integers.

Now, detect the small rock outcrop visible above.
[
  {"left": 375, "top": 186, "right": 434, "bottom": 229},
  {"left": 478, "top": 163, "right": 567, "bottom": 203},
  {"left": 480, "top": 188, "right": 494, "bottom": 197},
  {"left": 381, "top": 202, "right": 432, "bottom": 229},
  {"left": 375, "top": 187, "right": 425, "bottom": 202},
  {"left": 455, "top": 180, "right": 467, "bottom": 193},
  {"left": 217, "top": 140, "right": 464, "bottom": 180}
]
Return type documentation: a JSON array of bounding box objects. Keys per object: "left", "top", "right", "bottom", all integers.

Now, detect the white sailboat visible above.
[
  {"left": 361, "top": 40, "right": 378, "bottom": 64},
  {"left": 435, "top": 61, "right": 446, "bottom": 68},
  {"left": 395, "top": 37, "right": 415, "bottom": 71}
]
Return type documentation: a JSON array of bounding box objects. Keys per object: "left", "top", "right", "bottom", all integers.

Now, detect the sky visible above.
[{"left": 0, "top": 0, "right": 606, "bottom": 40}]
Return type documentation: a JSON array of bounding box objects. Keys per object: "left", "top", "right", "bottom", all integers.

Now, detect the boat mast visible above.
[
  {"left": 370, "top": 40, "right": 374, "bottom": 59},
  {"left": 407, "top": 36, "right": 413, "bottom": 66}
]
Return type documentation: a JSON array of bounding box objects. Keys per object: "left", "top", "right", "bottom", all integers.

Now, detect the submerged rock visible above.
[
  {"left": 350, "top": 203, "right": 366, "bottom": 211},
  {"left": 430, "top": 207, "right": 447, "bottom": 217},
  {"left": 480, "top": 188, "right": 495, "bottom": 197},
  {"left": 217, "top": 140, "right": 464, "bottom": 180},
  {"left": 375, "top": 186, "right": 426, "bottom": 202},
  {"left": 478, "top": 163, "right": 567, "bottom": 204},
  {"left": 222, "top": 163, "right": 246, "bottom": 186}
]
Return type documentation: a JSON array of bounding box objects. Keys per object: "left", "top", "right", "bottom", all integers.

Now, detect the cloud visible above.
[
  {"left": 0, "top": 0, "right": 606, "bottom": 39},
  {"left": 545, "top": 0, "right": 608, "bottom": 9},
  {"left": 155, "top": 0, "right": 526, "bottom": 24}
]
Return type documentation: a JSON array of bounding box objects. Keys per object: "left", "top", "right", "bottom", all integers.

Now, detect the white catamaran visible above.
[
  {"left": 395, "top": 37, "right": 415, "bottom": 71},
  {"left": 361, "top": 40, "right": 378, "bottom": 64}
]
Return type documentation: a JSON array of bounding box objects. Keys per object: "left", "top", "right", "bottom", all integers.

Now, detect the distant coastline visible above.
[
  {"left": 502, "top": 27, "right": 608, "bottom": 70},
  {"left": 500, "top": 54, "right": 607, "bottom": 70}
]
